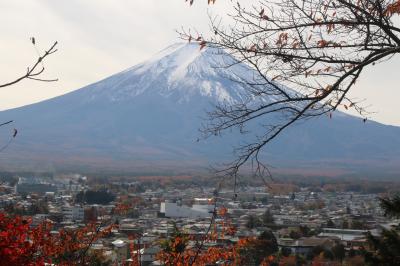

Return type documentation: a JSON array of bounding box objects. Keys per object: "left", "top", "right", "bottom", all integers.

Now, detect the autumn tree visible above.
[
  {"left": 155, "top": 207, "right": 282, "bottom": 266},
  {"left": 0, "top": 198, "right": 131, "bottom": 265},
  {"left": 0, "top": 212, "right": 114, "bottom": 266},
  {"left": 182, "top": 0, "right": 400, "bottom": 177}
]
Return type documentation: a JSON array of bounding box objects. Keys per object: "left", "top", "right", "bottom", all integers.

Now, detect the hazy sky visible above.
[{"left": 0, "top": 0, "right": 399, "bottom": 126}]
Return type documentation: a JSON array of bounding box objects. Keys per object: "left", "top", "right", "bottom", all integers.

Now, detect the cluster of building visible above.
[{"left": 0, "top": 175, "right": 397, "bottom": 265}]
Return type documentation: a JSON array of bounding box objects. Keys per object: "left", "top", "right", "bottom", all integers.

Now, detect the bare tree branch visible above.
[
  {"left": 0, "top": 40, "right": 58, "bottom": 152},
  {"left": 0, "top": 41, "right": 58, "bottom": 88},
  {"left": 180, "top": 0, "right": 400, "bottom": 178}
]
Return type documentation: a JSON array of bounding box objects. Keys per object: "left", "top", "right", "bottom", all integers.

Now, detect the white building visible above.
[
  {"left": 318, "top": 228, "right": 369, "bottom": 241},
  {"left": 131, "top": 246, "right": 161, "bottom": 266},
  {"left": 112, "top": 239, "right": 129, "bottom": 263},
  {"left": 160, "top": 199, "right": 213, "bottom": 218},
  {"left": 62, "top": 205, "right": 84, "bottom": 221}
]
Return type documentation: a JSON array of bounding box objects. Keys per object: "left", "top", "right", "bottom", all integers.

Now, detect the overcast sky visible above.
[{"left": 0, "top": 0, "right": 399, "bottom": 126}]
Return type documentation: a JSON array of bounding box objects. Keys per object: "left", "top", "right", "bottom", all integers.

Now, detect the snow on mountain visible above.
[
  {"left": 74, "top": 43, "right": 252, "bottom": 105},
  {"left": 0, "top": 42, "right": 399, "bottom": 175}
]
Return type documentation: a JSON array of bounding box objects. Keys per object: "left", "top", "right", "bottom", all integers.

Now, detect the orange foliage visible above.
[
  {"left": 385, "top": 0, "right": 400, "bottom": 16},
  {"left": 115, "top": 196, "right": 144, "bottom": 215},
  {"left": 268, "top": 183, "right": 299, "bottom": 195},
  {"left": 155, "top": 206, "right": 281, "bottom": 266},
  {"left": 0, "top": 212, "right": 115, "bottom": 266},
  {"left": 278, "top": 256, "right": 297, "bottom": 266},
  {"left": 155, "top": 207, "right": 252, "bottom": 266}
]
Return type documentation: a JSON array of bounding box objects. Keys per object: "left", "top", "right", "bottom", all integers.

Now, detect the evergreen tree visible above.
[
  {"left": 326, "top": 219, "right": 335, "bottom": 228},
  {"left": 332, "top": 244, "right": 346, "bottom": 262},
  {"left": 246, "top": 215, "right": 262, "bottom": 229},
  {"left": 239, "top": 230, "right": 278, "bottom": 265},
  {"left": 262, "top": 209, "right": 274, "bottom": 225},
  {"left": 364, "top": 195, "right": 400, "bottom": 265}
]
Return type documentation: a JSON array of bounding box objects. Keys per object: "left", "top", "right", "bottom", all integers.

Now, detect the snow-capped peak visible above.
[
  {"left": 79, "top": 42, "right": 251, "bottom": 104},
  {"left": 132, "top": 43, "right": 205, "bottom": 77}
]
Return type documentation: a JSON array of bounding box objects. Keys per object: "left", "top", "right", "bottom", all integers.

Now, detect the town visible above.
[{"left": 1, "top": 174, "right": 397, "bottom": 265}]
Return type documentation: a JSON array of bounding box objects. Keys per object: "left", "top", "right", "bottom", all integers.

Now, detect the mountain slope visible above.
[{"left": 0, "top": 43, "right": 399, "bottom": 175}]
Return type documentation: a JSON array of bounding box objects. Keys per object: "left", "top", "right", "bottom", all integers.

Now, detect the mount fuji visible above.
[{"left": 0, "top": 43, "right": 399, "bottom": 176}]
